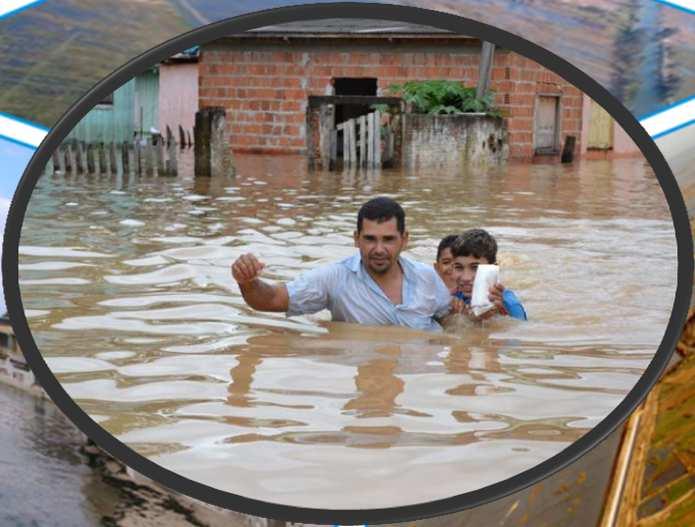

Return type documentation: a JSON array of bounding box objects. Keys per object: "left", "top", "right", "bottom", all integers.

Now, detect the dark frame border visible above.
[{"left": 3, "top": 2, "right": 693, "bottom": 524}]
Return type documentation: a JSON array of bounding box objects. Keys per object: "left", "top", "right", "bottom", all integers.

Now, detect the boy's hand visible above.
[
  {"left": 450, "top": 297, "right": 466, "bottom": 314},
  {"left": 462, "top": 283, "right": 508, "bottom": 322},
  {"left": 488, "top": 283, "right": 508, "bottom": 317},
  {"left": 231, "top": 253, "right": 266, "bottom": 284}
]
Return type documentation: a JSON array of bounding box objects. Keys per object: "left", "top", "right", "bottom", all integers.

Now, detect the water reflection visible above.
[
  {"left": 18, "top": 153, "right": 676, "bottom": 508},
  {"left": 0, "top": 387, "right": 119, "bottom": 526}
]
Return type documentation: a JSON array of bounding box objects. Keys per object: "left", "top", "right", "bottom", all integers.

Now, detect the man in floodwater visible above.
[{"left": 231, "top": 196, "right": 452, "bottom": 331}]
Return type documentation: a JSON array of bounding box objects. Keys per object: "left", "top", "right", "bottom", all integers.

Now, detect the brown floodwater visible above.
[{"left": 18, "top": 153, "right": 677, "bottom": 509}]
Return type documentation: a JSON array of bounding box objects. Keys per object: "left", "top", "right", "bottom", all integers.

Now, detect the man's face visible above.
[
  {"left": 434, "top": 247, "right": 456, "bottom": 292},
  {"left": 354, "top": 217, "right": 408, "bottom": 275},
  {"left": 452, "top": 254, "right": 490, "bottom": 296}
]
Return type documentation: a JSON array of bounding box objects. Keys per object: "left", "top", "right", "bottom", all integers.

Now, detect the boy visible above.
[
  {"left": 433, "top": 234, "right": 459, "bottom": 294},
  {"left": 439, "top": 229, "right": 527, "bottom": 321}
]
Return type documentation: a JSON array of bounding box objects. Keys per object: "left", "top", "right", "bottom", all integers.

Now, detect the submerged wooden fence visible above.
[
  {"left": 47, "top": 128, "right": 192, "bottom": 177},
  {"left": 331, "top": 110, "right": 396, "bottom": 169}
]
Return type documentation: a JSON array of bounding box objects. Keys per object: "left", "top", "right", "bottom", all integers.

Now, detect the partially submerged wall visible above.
[{"left": 402, "top": 113, "right": 508, "bottom": 169}]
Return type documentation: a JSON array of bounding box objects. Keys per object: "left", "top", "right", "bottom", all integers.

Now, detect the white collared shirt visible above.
[{"left": 286, "top": 253, "right": 451, "bottom": 331}]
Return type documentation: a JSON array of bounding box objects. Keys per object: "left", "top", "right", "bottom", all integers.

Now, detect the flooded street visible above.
[
  {"left": 0, "top": 386, "right": 119, "bottom": 526},
  {"left": 18, "top": 154, "right": 677, "bottom": 509}
]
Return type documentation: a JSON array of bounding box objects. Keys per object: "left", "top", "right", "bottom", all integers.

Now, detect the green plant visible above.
[
  {"left": 369, "top": 103, "right": 391, "bottom": 114},
  {"left": 387, "top": 80, "right": 501, "bottom": 117}
]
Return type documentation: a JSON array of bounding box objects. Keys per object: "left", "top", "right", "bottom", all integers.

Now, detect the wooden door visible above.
[
  {"left": 588, "top": 99, "right": 614, "bottom": 150},
  {"left": 534, "top": 95, "right": 559, "bottom": 153}
]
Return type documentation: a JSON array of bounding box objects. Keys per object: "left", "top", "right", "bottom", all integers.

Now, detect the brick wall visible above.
[
  {"left": 495, "top": 54, "right": 583, "bottom": 159},
  {"left": 199, "top": 38, "right": 583, "bottom": 160}
]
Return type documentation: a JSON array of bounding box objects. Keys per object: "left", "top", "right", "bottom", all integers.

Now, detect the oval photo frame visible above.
[{"left": 3, "top": 2, "right": 693, "bottom": 524}]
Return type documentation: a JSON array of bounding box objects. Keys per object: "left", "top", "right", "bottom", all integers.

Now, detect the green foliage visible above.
[
  {"left": 387, "top": 80, "right": 501, "bottom": 117},
  {"left": 369, "top": 103, "right": 391, "bottom": 114}
]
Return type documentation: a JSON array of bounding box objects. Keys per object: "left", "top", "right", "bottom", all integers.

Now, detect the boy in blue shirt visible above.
[{"left": 436, "top": 229, "right": 527, "bottom": 321}]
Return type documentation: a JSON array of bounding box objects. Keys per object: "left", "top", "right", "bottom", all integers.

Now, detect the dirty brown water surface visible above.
[{"left": 18, "top": 153, "right": 677, "bottom": 509}]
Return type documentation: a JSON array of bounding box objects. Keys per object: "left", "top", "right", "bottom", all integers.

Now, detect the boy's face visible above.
[
  {"left": 434, "top": 247, "right": 457, "bottom": 292},
  {"left": 452, "top": 254, "right": 491, "bottom": 296}
]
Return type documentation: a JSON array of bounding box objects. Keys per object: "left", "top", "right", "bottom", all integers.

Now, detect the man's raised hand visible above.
[{"left": 231, "top": 253, "right": 266, "bottom": 285}]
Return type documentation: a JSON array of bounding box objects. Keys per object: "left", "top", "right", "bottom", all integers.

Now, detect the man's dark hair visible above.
[
  {"left": 451, "top": 229, "right": 498, "bottom": 264},
  {"left": 357, "top": 197, "right": 406, "bottom": 234},
  {"left": 436, "top": 234, "right": 460, "bottom": 261}
]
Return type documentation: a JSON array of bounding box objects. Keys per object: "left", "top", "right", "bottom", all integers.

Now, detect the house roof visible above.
[
  {"left": 222, "top": 18, "right": 480, "bottom": 42},
  {"left": 163, "top": 45, "right": 200, "bottom": 64},
  {"left": 250, "top": 18, "right": 453, "bottom": 35}
]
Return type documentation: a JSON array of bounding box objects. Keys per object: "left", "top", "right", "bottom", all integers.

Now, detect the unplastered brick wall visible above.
[
  {"left": 199, "top": 38, "right": 583, "bottom": 159},
  {"left": 492, "top": 53, "right": 583, "bottom": 159}
]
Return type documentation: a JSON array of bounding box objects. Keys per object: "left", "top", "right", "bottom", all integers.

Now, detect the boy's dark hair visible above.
[
  {"left": 436, "top": 234, "right": 460, "bottom": 261},
  {"left": 451, "top": 229, "right": 498, "bottom": 264},
  {"left": 357, "top": 197, "right": 406, "bottom": 234}
]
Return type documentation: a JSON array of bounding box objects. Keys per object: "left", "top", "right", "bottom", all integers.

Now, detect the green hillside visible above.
[{"left": 0, "top": 0, "right": 191, "bottom": 126}]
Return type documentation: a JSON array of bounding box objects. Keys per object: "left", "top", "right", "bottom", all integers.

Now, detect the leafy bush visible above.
[{"left": 386, "top": 80, "right": 501, "bottom": 117}]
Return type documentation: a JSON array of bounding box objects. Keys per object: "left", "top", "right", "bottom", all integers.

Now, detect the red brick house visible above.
[{"left": 198, "top": 19, "right": 584, "bottom": 161}]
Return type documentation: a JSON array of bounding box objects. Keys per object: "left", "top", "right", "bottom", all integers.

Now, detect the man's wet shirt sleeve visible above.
[{"left": 286, "top": 264, "right": 335, "bottom": 316}]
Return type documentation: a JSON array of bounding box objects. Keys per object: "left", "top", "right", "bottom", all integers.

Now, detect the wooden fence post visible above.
[
  {"left": 359, "top": 115, "right": 367, "bottom": 167},
  {"left": 329, "top": 129, "right": 338, "bottom": 170},
  {"left": 102, "top": 144, "right": 111, "bottom": 174},
  {"left": 336, "top": 123, "right": 350, "bottom": 165},
  {"left": 179, "top": 125, "right": 186, "bottom": 147},
  {"left": 44, "top": 156, "right": 54, "bottom": 177},
  {"left": 115, "top": 143, "right": 124, "bottom": 175},
  {"left": 52, "top": 149, "right": 61, "bottom": 174},
  {"left": 374, "top": 110, "right": 382, "bottom": 168},
  {"left": 95, "top": 144, "right": 103, "bottom": 175},
  {"left": 319, "top": 104, "right": 335, "bottom": 170},
  {"left": 166, "top": 139, "right": 178, "bottom": 175},
  {"left": 109, "top": 143, "right": 118, "bottom": 174},
  {"left": 67, "top": 143, "right": 76, "bottom": 175},
  {"left": 145, "top": 141, "right": 155, "bottom": 176},
  {"left": 155, "top": 138, "right": 165, "bottom": 174},
  {"left": 385, "top": 125, "right": 395, "bottom": 165},
  {"left": 127, "top": 142, "right": 135, "bottom": 176},
  {"left": 58, "top": 145, "right": 67, "bottom": 174},
  {"left": 166, "top": 125, "right": 173, "bottom": 147},
  {"left": 76, "top": 141, "right": 88, "bottom": 173},
  {"left": 367, "top": 112, "right": 375, "bottom": 166},
  {"left": 87, "top": 144, "right": 96, "bottom": 174},
  {"left": 71, "top": 141, "right": 79, "bottom": 174},
  {"left": 349, "top": 119, "right": 357, "bottom": 164}
]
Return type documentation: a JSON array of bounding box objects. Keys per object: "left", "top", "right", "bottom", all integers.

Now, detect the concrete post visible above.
[
  {"left": 476, "top": 41, "right": 496, "bottom": 100},
  {"left": 194, "top": 107, "right": 234, "bottom": 178}
]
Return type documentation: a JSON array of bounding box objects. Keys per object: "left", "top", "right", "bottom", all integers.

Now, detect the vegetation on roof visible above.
[{"left": 385, "top": 80, "right": 501, "bottom": 117}]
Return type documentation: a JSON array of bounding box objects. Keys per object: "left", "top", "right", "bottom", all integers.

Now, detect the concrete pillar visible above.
[
  {"left": 476, "top": 41, "right": 496, "bottom": 100},
  {"left": 194, "top": 107, "right": 234, "bottom": 177}
]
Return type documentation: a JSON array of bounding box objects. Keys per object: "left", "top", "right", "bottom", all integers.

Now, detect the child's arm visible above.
[
  {"left": 500, "top": 288, "right": 528, "bottom": 321},
  {"left": 487, "top": 283, "right": 528, "bottom": 320}
]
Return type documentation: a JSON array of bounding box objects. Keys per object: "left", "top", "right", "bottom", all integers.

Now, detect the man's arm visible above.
[
  {"left": 231, "top": 253, "right": 289, "bottom": 312},
  {"left": 432, "top": 270, "right": 455, "bottom": 324}
]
